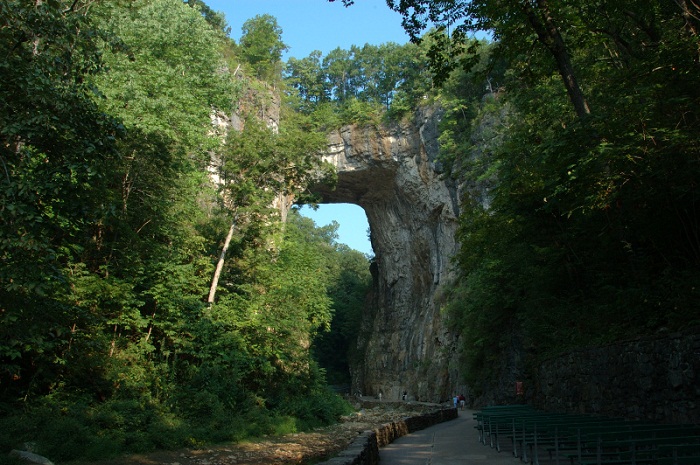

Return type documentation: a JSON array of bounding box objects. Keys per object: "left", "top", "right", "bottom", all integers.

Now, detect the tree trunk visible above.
[
  {"left": 673, "top": 0, "right": 700, "bottom": 61},
  {"left": 207, "top": 218, "right": 237, "bottom": 305},
  {"left": 523, "top": 0, "right": 592, "bottom": 119},
  {"left": 673, "top": 0, "right": 700, "bottom": 36}
]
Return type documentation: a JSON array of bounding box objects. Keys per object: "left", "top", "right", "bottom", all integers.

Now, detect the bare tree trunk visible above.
[
  {"left": 673, "top": 0, "right": 700, "bottom": 61},
  {"left": 144, "top": 310, "right": 156, "bottom": 342},
  {"left": 674, "top": 0, "right": 700, "bottom": 36},
  {"left": 523, "top": 0, "right": 592, "bottom": 119},
  {"left": 207, "top": 218, "right": 237, "bottom": 305},
  {"left": 109, "top": 324, "right": 118, "bottom": 357},
  {"left": 33, "top": 0, "right": 43, "bottom": 56}
]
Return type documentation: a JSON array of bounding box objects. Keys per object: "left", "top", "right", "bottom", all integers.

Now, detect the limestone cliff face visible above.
[
  {"left": 210, "top": 81, "right": 292, "bottom": 221},
  {"left": 313, "top": 106, "right": 461, "bottom": 402},
  {"left": 214, "top": 83, "right": 463, "bottom": 401}
]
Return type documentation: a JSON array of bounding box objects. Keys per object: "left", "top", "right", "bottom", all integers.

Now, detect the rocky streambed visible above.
[{"left": 73, "top": 401, "right": 444, "bottom": 465}]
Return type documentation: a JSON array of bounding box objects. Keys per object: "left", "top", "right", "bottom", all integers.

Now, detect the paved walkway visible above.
[{"left": 380, "top": 409, "right": 520, "bottom": 465}]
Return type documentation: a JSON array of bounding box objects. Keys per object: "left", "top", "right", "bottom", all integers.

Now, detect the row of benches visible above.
[{"left": 473, "top": 404, "right": 700, "bottom": 465}]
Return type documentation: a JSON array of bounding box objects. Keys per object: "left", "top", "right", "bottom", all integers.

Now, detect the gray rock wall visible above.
[
  {"left": 313, "top": 105, "right": 462, "bottom": 402},
  {"left": 532, "top": 330, "right": 700, "bottom": 423}
]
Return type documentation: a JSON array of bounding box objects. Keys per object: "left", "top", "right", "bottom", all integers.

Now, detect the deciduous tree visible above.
[{"left": 238, "top": 14, "right": 288, "bottom": 81}]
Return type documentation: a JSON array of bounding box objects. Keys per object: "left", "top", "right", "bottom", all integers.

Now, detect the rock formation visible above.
[
  {"left": 214, "top": 80, "right": 464, "bottom": 401},
  {"left": 311, "top": 105, "right": 462, "bottom": 402}
]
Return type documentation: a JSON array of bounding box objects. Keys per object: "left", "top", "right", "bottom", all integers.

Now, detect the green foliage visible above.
[
  {"left": 201, "top": 211, "right": 356, "bottom": 429},
  {"left": 312, "top": 243, "right": 372, "bottom": 385},
  {"left": 0, "top": 0, "right": 357, "bottom": 460},
  {"left": 219, "top": 98, "right": 331, "bottom": 214},
  {"left": 272, "top": 362, "right": 355, "bottom": 430},
  {"left": 92, "top": 0, "right": 234, "bottom": 160},
  {"left": 185, "top": 0, "right": 231, "bottom": 37},
  {"left": 340, "top": 98, "right": 385, "bottom": 127},
  {"left": 238, "top": 14, "right": 288, "bottom": 81},
  {"left": 307, "top": 102, "right": 345, "bottom": 132},
  {"left": 429, "top": 0, "right": 700, "bottom": 389},
  {"left": 284, "top": 40, "right": 434, "bottom": 123},
  {"left": 0, "top": 0, "right": 124, "bottom": 404},
  {"left": 286, "top": 51, "right": 329, "bottom": 109},
  {"left": 0, "top": 394, "right": 185, "bottom": 460}
]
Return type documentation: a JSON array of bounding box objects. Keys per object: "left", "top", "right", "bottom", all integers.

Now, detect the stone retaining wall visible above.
[
  {"left": 532, "top": 330, "right": 700, "bottom": 423},
  {"left": 314, "top": 408, "right": 458, "bottom": 465}
]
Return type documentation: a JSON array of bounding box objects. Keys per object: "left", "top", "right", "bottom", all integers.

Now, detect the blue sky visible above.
[
  {"left": 298, "top": 204, "right": 373, "bottom": 256},
  {"left": 203, "top": 0, "right": 413, "bottom": 255},
  {"left": 203, "top": 0, "right": 411, "bottom": 59}
]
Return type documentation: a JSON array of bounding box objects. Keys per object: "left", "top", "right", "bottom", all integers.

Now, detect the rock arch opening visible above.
[
  {"left": 299, "top": 204, "right": 373, "bottom": 256},
  {"left": 307, "top": 107, "right": 463, "bottom": 403}
]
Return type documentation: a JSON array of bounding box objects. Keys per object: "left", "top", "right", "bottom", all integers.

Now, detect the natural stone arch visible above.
[{"left": 310, "top": 106, "right": 462, "bottom": 402}]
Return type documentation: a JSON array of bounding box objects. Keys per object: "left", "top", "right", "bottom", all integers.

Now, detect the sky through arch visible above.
[{"left": 299, "top": 204, "right": 373, "bottom": 255}]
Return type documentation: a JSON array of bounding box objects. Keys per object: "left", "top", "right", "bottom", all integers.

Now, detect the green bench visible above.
[
  {"left": 473, "top": 404, "right": 535, "bottom": 449},
  {"left": 472, "top": 405, "right": 700, "bottom": 465},
  {"left": 645, "top": 443, "right": 700, "bottom": 465},
  {"left": 565, "top": 428, "right": 700, "bottom": 465}
]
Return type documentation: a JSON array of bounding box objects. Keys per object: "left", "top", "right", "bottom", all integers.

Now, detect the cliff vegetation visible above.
[{"left": 0, "top": 0, "right": 369, "bottom": 461}]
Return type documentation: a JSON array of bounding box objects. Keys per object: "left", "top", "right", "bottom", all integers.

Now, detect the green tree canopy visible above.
[
  {"left": 421, "top": 0, "right": 700, "bottom": 390},
  {"left": 238, "top": 14, "right": 288, "bottom": 80},
  {"left": 284, "top": 40, "right": 433, "bottom": 122},
  {"left": 0, "top": 0, "right": 352, "bottom": 458}
]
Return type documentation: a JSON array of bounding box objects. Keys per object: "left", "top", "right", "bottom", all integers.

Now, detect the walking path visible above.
[{"left": 380, "top": 408, "right": 519, "bottom": 465}]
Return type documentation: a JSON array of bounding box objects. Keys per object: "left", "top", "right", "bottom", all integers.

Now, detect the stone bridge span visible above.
[{"left": 311, "top": 106, "right": 462, "bottom": 402}]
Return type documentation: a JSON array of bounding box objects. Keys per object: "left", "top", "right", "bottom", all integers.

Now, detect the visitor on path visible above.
[
  {"left": 452, "top": 395, "right": 458, "bottom": 409},
  {"left": 458, "top": 394, "right": 466, "bottom": 410}
]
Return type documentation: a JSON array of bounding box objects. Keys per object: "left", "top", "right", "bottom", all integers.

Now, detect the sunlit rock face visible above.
[{"left": 312, "top": 105, "right": 462, "bottom": 402}]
